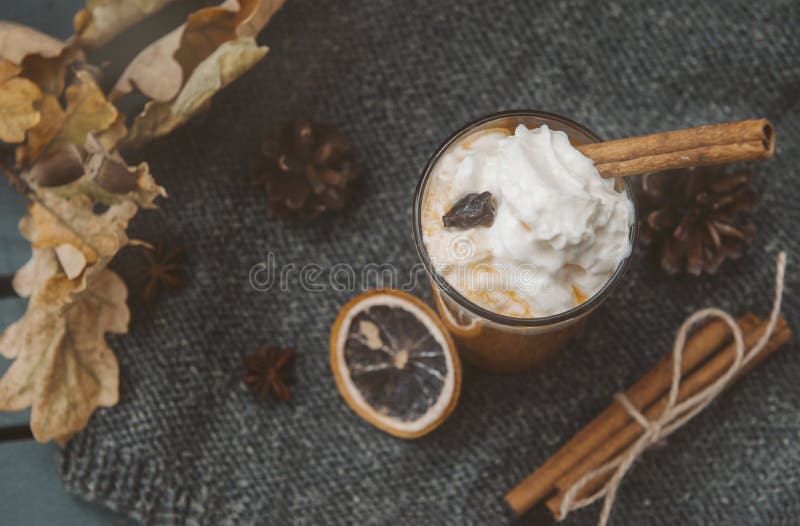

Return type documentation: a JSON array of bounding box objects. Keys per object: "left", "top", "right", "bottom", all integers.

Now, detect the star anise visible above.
[
  {"left": 639, "top": 165, "right": 758, "bottom": 276},
  {"left": 243, "top": 346, "right": 295, "bottom": 400},
  {"left": 142, "top": 242, "right": 187, "bottom": 304}
]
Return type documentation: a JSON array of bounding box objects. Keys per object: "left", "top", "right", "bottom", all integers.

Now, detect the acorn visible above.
[
  {"left": 28, "top": 145, "right": 85, "bottom": 187},
  {"left": 95, "top": 157, "right": 138, "bottom": 194}
]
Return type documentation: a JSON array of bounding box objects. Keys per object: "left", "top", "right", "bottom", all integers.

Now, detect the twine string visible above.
[{"left": 559, "top": 252, "right": 787, "bottom": 526}]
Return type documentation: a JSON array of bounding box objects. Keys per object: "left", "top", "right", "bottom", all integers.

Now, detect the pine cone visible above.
[
  {"left": 639, "top": 165, "right": 758, "bottom": 276},
  {"left": 255, "top": 118, "right": 361, "bottom": 219}
]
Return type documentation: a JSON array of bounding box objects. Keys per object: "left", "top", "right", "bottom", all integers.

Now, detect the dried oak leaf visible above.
[
  {"left": 0, "top": 59, "right": 42, "bottom": 143},
  {"left": 110, "top": 26, "right": 183, "bottom": 103},
  {"left": 74, "top": 0, "right": 175, "bottom": 47},
  {"left": 16, "top": 193, "right": 137, "bottom": 310},
  {"left": 16, "top": 94, "right": 62, "bottom": 166},
  {"left": 0, "top": 268, "right": 129, "bottom": 444},
  {"left": 112, "top": 0, "right": 284, "bottom": 102},
  {"left": 0, "top": 21, "right": 83, "bottom": 96},
  {"left": 12, "top": 247, "right": 84, "bottom": 314},
  {"left": 17, "top": 47, "right": 85, "bottom": 98},
  {"left": 0, "top": 191, "right": 138, "bottom": 443},
  {"left": 175, "top": 0, "right": 284, "bottom": 83},
  {"left": 12, "top": 247, "right": 62, "bottom": 299},
  {"left": 125, "top": 37, "right": 267, "bottom": 146},
  {"left": 0, "top": 22, "right": 66, "bottom": 64},
  {"left": 16, "top": 71, "right": 120, "bottom": 167}
]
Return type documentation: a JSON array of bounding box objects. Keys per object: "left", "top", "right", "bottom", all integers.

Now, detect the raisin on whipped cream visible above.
[{"left": 442, "top": 191, "right": 495, "bottom": 229}]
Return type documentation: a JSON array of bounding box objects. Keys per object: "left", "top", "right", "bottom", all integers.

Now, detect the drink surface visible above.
[{"left": 421, "top": 124, "right": 633, "bottom": 318}]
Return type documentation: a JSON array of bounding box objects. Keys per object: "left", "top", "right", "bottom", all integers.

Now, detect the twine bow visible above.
[{"left": 559, "top": 252, "right": 787, "bottom": 526}]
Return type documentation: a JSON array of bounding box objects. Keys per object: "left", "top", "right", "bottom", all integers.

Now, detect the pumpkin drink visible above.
[{"left": 413, "top": 111, "right": 637, "bottom": 373}]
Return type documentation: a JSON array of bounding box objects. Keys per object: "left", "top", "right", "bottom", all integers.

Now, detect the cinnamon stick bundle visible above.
[
  {"left": 505, "top": 313, "right": 757, "bottom": 515},
  {"left": 546, "top": 316, "right": 790, "bottom": 518},
  {"left": 505, "top": 313, "right": 791, "bottom": 517},
  {"left": 576, "top": 119, "right": 775, "bottom": 178}
]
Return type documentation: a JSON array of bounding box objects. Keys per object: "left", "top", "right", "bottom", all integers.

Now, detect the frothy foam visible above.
[{"left": 421, "top": 124, "right": 633, "bottom": 318}]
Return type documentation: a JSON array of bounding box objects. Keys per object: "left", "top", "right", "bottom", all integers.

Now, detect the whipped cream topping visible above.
[{"left": 421, "top": 124, "right": 633, "bottom": 318}]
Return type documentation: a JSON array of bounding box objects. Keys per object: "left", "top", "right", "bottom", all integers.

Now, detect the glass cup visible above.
[{"left": 412, "top": 110, "right": 638, "bottom": 373}]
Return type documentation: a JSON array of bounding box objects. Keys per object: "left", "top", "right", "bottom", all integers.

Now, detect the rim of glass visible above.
[{"left": 412, "top": 109, "right": 639, "bottom": 328}]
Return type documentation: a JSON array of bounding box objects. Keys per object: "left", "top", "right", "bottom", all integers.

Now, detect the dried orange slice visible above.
[{"left": 330, "top": 289, "right": 461, "bottom": 439}]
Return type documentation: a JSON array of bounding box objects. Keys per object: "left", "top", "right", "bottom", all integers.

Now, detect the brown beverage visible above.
[{"left": 412, "top": 111, "right": 637, "bottom": 373}]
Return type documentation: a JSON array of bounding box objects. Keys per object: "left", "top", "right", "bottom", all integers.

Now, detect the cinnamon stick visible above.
[
  {"left": 579, "top": 119, "right": 774, "bottom": 163},
  {"left": 504, "top": 313, "right": 758, "bottom": 515},
  {"left": 594, "top": 141, "right": 773, "bottom": 178},
  {"left": 575, "top": 119, "right": 775, "bottom": 178},
  {"left": 546, "top": 318, "right": 791, "bottom": 518}
]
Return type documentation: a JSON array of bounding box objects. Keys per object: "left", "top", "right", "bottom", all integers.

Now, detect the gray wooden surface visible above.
[
  {"left": 0, "top": 2, "right": 130, "bottom": 522},
  {"left": 1, "top": 185, "right": 129, "bottom": 525}
]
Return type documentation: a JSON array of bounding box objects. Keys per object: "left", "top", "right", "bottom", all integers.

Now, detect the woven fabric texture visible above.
[{"left": 50, "top": 0, "right": 800, "bottom": 524}]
